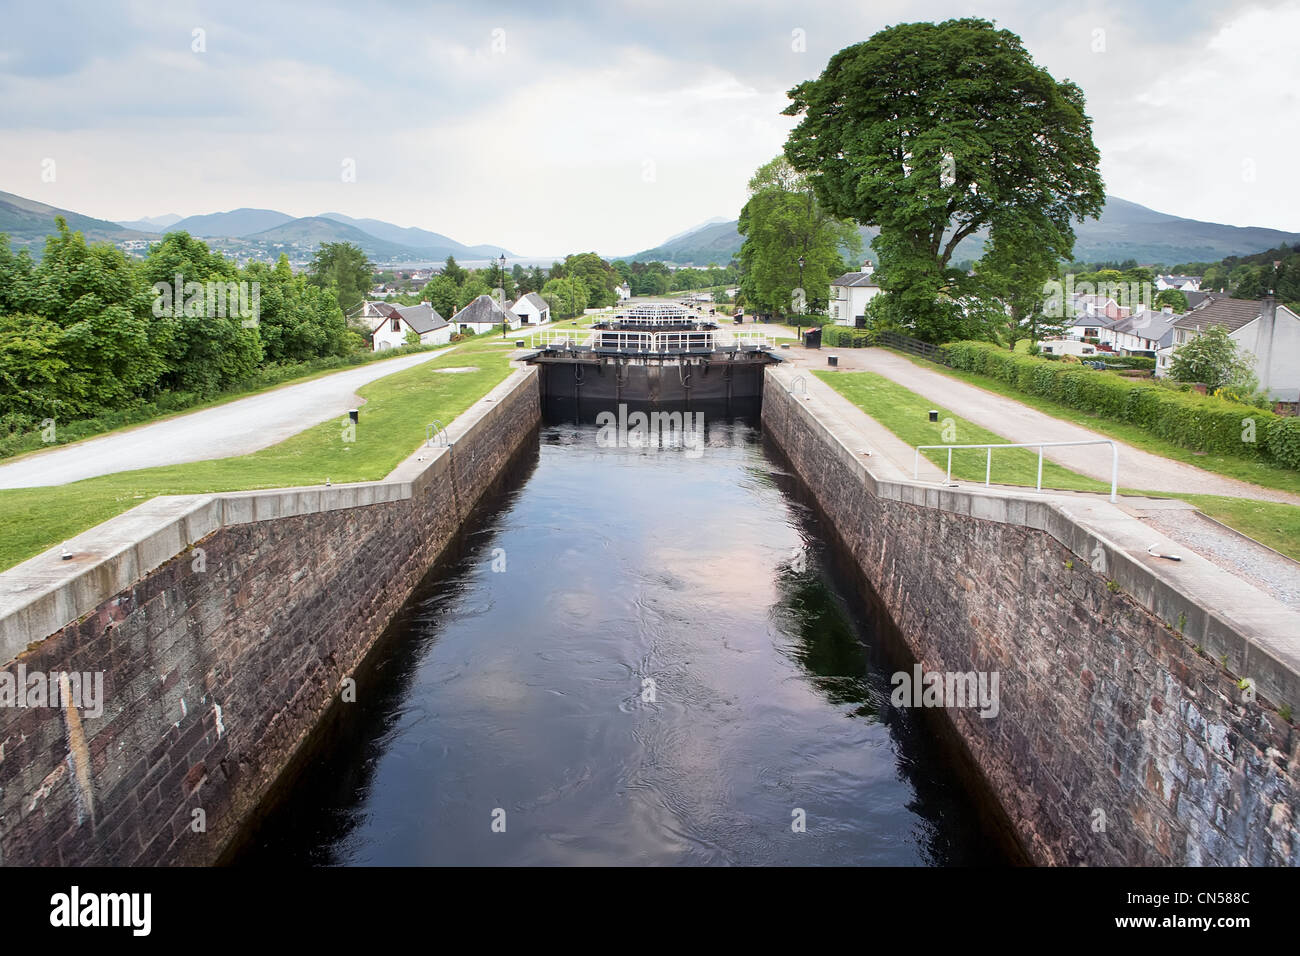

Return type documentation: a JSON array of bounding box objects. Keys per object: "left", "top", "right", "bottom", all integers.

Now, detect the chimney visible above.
[
  {"left": 862, "top": 260, "right": 874, "bottom": 275},
  {"left": 1257, "top": 291, "right": 1278, "bottom": 397}
]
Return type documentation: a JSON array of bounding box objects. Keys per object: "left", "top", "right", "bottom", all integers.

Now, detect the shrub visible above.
[
  {"left": 822, "top": 326, "right": 874, "bottom": 348},
  {"left": 944, "top": 341, "right": 1298, "bottom": 470}
]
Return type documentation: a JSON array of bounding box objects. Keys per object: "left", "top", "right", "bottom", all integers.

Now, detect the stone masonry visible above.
[
  {"left": 0, "top": 368, "right": 541, "bottom": 866},
  {"left": 762, "top": 372, "right": 1299, "bottom": 865}
]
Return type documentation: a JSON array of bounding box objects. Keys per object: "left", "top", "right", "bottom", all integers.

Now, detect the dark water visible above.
[{"left": 237, "top": 404, "right": 1007, "bottom": 866}]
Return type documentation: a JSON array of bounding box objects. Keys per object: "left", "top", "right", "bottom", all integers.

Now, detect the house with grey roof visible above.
[
  {"left": 511, "top": 292, "right": 550, "bottom": 326},
  {"left": 370, "top": 302, "right": 451, "bottom": 351},
  {"left": 830, "top": 262, "right": 882, "bottom": 327},
  {"left": 1156, "top": 294, "right": 1300, "bottom": 402},
  {"left": 451, "top": 294, "right": 522, "bottom": 335},
  {"left": 1105, "top": 308, "right": 1179, "bottom": 356}
]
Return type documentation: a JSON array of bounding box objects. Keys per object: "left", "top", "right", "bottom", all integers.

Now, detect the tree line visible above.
[
  {"left": 368, "top": 251, "right": 739, "bottom": 321},
  {"left": 0, "top": 219, "right": 357, "bottom": 439}
]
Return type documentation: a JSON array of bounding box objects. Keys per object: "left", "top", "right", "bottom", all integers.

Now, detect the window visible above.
[{"left": 391, "top": 318, "right": 400, "bottom": 332}]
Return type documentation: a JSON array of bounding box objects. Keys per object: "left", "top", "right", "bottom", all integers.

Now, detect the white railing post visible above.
[
  {"left": 1036, "top": 447, "right": 1043, "bottom": 491},
  {"left": 985, "top": 447, "right": 992, "bottom": 486},
  {"left": 1110, "top": 442, "right": 1118, "bottom": 503},
  {"left": 946, "top": 447, "right": 953, "bottom": 482}
]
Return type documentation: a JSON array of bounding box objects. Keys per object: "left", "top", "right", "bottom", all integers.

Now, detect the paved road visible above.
[
  {"left": 793, "top": 347, "right": 1300, "bottom": 505},
  {"left": 0, "top": 348, "right": 454, "bottom": 489}
]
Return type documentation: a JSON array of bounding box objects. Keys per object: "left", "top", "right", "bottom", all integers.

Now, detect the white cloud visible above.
[
  {"left": 0, "top": 0, "right": 1296, "bottom": 256},
  {"left": 1098, "top": 1, "right": 1300, "bottom": 230}
]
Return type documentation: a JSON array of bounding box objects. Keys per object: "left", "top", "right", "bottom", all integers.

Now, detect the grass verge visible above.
[
  {"left": 0, "top": 342, "right": 513, "bottom": 571},
  {"left": 813, "top": 370, "right": 1110, "bottom": 492},
  {"left": 883, "top": 348, "right": 1300, "bottom": 497},
  {"left": 815, "top": 368, "right": 1300, "bottom": 562}
]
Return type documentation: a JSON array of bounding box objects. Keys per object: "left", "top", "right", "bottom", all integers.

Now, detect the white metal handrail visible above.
[
  {"left": 729, "top": 330, "right": 776, "bottom": 348},
  {"left": 530, "top": 328, "right": 593, "bottom": 347},
  {"left": 913, "top": 439, "right": 1118, "bottom": 503},
  {"left": 592, "top": 330, "right": 656, "bottom": 351},
  {"left": 655, "top": 330, "right": 714, "bottom": 351}
]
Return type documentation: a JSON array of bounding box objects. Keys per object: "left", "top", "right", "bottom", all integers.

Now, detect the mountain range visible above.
[
  {"left": 625, "top": 195, "right": 1300, "bottom": 268},
  {"left": 0, "top": 191, "right": 512, "bottom": 263},
  {"left": 3, "top": 187, "right": 1297, "bottom": 270}
]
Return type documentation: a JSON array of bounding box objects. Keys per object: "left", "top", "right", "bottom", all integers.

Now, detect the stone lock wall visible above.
[
  {"left": 0, "top": 368, "right": 541, "bottom": 866},
  {"left": 762, "top": 374, "right": 1299, "bottom": 866}
]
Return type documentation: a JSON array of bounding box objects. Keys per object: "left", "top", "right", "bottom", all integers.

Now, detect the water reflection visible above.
[{"left": 234, "top": 409, "right": 1005, "bottom": 866}]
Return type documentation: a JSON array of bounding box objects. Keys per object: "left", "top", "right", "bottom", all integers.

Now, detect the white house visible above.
[
  {"left": 1157, "top": 294, "right": 1300, "bottom": 401},
  {"left": 370, "top": 302, "right": 452, "bottom": 351},
  {"left": 616, "top": 282, "right": 632, "bottom": 302},
  {"left": 830, "top": 262, "right": 882, "bottom": 326},
  {"left": 1156, "top": 274, "right": 1201, "bottom": 293},
  {"left": 511, "top": 292, "right": 550, "bottom": 325},
  {"left": 451, "top": 294, "right": 522, "bottom": 335}
]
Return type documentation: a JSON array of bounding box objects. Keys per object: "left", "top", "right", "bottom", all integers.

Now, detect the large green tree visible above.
[
  {"left": 738, "top": 157, "right": 860, "bottom": 320},
  {"left": 241, "top": 255, "right": 350, "bottom": 364},
  {"left": 783, "top": 18, "right": 1105, "bottom": 342},
  {"left": 541, "top": 277, "right": 589, "bottom": 317},
  {"left": 30, "top": 218, "right": 170, "bottom": 411},
  {"left": 975, "top": 220, "right": 1066, "bottom": 348},
  {"left": 142, "top": 232, "right": 262, "bottom": 394},
  {"left": 423, "top": 275, "right": 459, "bottom": 318},
  {"left": 307, "top": 242, "right": 373, "bottom": 315},
  {"left": 563, "top": 252, "right": 618, "bottom": 308}
]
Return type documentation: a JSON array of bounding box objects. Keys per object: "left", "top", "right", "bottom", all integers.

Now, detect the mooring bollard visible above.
[
  {"left": 827, "top": 355, "right": 838, "bottom": 367},
  {"left": 928, "top": 409, "right": 939, "bottom": 422},
  {"left": 349, "top": 409, "right": 359, "bottom": 424}
]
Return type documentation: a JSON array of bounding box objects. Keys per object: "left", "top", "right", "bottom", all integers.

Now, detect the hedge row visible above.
[
  {"left": 821, "top": 325, "right": 874, "bottom": 348},
  {"left": 945, "top": 341, "right": 1300, "bottom": 470}
]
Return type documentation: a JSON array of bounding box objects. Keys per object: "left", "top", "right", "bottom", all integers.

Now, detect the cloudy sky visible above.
[{"left": 1, "top": 0, "right": 1296, "bottom": 257}]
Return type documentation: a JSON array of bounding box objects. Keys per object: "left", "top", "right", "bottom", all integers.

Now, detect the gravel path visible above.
[
  {"left": 1140, "top": 506, "right": 1300, "bottom": 611},
  {"left": 0, "top": 347, "right": 454, "bottom": 489}
]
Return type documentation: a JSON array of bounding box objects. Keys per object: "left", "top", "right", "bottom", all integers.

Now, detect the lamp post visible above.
[
  {"left": 499, "top": 253, "right": 508, "bottom": 337},
  {"left": 796, "top": 255, "right": 805, "bottom": 338}
]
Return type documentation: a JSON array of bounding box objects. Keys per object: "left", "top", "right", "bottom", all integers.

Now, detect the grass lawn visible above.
[
  {"left": 883, "top": 348, "right": 1300, "bottom": 497},
  {"left": 813, "top": 370, "right": 1110, "bottom": 493},
  {"left": 0, "top": 341, "right": 513, "bottom": 571}
]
